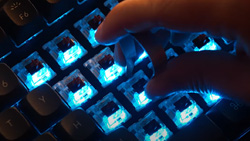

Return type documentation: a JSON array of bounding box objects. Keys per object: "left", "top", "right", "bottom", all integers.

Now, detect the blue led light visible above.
[
  {"left": 104, "top": 0, "right": 119, "bottom": 9},
  {"left": 46, "top": 8, "right": 74, "bottom": 26},
  {"left": 43, "top": 30, "right": 87, "bottom": 70},
  {"left": 128, "top": 111, "right": 173, "bottom": 141},
  {"left": 53, "top": 69, "right": 97, "bottom": 109},
  {"left": 12, "top": 52, "right": 56, "bottom": 90},
  {"left": 159, "top": 93, "right": 203, "bottom": 129},
  {"left": 194, "top": 38, "right": 221, "bottom": 51},
  {"left": 15, "top": 30, "right": 43, "bottom": 48},
  {"left": 84, "top": 47, "right": 126, "bottom": 87},
  {"left": 86, "top": 93, "right": 131, "bottom": 134},
  {"left": 201, "top": 93, "right": 221, "bottom": 106},
  {"left": 135, "top": 51, "right": 148, "bottom": 65},
  {"left": 117, "top": 70, "right": 151, "bottom": 111},
  {"left": 74, "top": 8, "right": 105, "bottom": 48}
]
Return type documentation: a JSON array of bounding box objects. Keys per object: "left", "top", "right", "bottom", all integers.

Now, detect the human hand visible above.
[{"left": 95, "top": 0, "right": 250, "bottom": 103}]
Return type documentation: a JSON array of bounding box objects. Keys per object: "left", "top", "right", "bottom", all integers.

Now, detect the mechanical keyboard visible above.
[{"left": 0, "top": 0, "right": 250, "bottom": 140}]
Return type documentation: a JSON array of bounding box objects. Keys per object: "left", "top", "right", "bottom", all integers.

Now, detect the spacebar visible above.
[{"left": 169, "top": 114, "right": 227, "bottom": 141}]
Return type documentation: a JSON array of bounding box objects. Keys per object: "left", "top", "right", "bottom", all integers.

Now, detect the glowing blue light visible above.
[
  {"left": 15, "top": 30, "right": 43, "bottom": 48},
  {"left": 135, "top": 51, "right": 148, "bottom": 65},
  {"left": 29, "top": 65, "right": 51, "bottom": 87},
  {"left": 88, "top": 29, "right": 99, "bottom": 47},
  {"left": 104, "top": 0, "right": 119, "bottom": 9},
  {"left": 194, "top": 39, "right": 221, "bottom": 51},
  {"left": 74, "top": 8, "right": 105, "bottom": 48},
  {"left": 102, "top": 64, "right": 125, "bottom": 82},
  {"left": 105, "top": 109, "right": 126, "bottom": 129},
  {"left": 158, "top": 93, "right": 203, "bottom": 129},
  {"left": 46, "top": 8, "right": 74, "bottom": 26},
  {"left": 59, "top": 44, "right": 84, "bottom": 65},
  {"left": 53, "top": 69, "right": 97, "bottom": 109},
  {"left": 72, "top": 85, "right": 94, "bottom": 105},
  {"left": 137, "top": 91, "right": 151, "bottom": 106},
  {"left": 201, "top": 93, "right": 221, "bottom": 106},
  {"left": 86, "top": 93, "right": 131, "bottom": 134},
  {"left": 145, "top": 128, "right": 170, "bottom": 141},
  {"left": 117, "top": 70, "right": 150, "bottom": 111},
  {"left": 0, "top": 51, "right": 11, "bottom": 61},
  {"left": 43, "top": 30, "right": 87, "bottom": 70},
  {"left": 12, "top": 52, "right": 56, "bottom": 91},
  {"left": 128, "top": 111, "right": 173, "bottom": 141}
]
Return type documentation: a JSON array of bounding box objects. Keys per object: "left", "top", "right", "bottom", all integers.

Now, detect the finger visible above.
[
  {"left": 145, "top": 51, "right": 250, "bottom": 103},
  {"left": 170, "top": 32, "right": 199, "bottom": 47},
  {"left": 95, "top": 0, "right": 247, "bottom": 45},
  {"left": 114, "top": 43, "right": 126, "bottom": 66}
]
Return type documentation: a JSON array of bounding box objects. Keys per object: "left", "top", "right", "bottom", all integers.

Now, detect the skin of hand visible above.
[{"left": 95, "top": 0, "right": 250, "bottom": 103}]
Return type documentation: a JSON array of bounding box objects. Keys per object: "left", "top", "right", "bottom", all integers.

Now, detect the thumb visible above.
[{"left": 146, "top": 51, "right": 250, "bottom": 103}]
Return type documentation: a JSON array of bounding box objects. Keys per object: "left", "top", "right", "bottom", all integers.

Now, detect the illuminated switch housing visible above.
[
  {"left": 184, "top": 34, "right": 221, "bottom": 52},
  {"left": 200, "top": 93, "right": 221, "bottom": 106},
  {"left": 12, "top": 52, "right": 56, "bottom": 90},
  {"left": 43, "top": 30, "right": 87, "bottom": 70},
  {"left": 53, "top": 69, "right": 97, "bottom": 109},
  {"left": 159, "top": 93, "right": 203, "bottom": 129},
  {"left": 86, "top": 93, "right": 131, "bottom": 134},
  {"left": 117, "top": 70, "right": 151, "bottom": 111},
  {"left": 84, "top": 47, "right": 126, "bottom": 87},
  {"left": 74, "top": 8, "right": 105, "bottom": 48},
  {"left": 104, "top": 0, "right": 123, "bottom": 9},
  {"left": 128, "top": 111, "right": 173, "bottom": 141}
]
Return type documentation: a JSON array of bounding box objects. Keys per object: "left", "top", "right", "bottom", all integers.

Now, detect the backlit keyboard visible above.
[{"left": 0, "top": 0, "right": 249, "bottom": 140}]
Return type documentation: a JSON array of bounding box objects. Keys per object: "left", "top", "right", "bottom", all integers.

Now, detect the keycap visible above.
[
  {"left": 207, "top": 99, "right": 250, "bottom": 140},
  {"left": 53, "top": 109, "right": 99, "bottom": 140},
  {"left": 3, "top": 0, "right": 38, "bottom": 26},
  {"left": 0, "top": 63, "right": 27, "bottom": 111},
  {"left": 0, "top": 10, "right": 46, "bottom": 46},
  {"left": 30, "top": 0, "right": 75, "bottom": 24},
  {"left": 239, "top": 130, "right": 250, "bottom": 141},
  {"left": 103, "top": 127, "right": 138, "bottom": 141},
  {"left": 19, "top": 84, "right": 70, "bottom": 132},
  {"left": 0, "top": 28, "right": 13, "bottom": 59},
  {"left": 0, "top": 26, "right": 6, "bottom": 41},
  {"left": 169, "top": 115, "right": 227, "bottom": 141},
  {"left": 34, "top": 132, "right": 57, "bottom": 141},
  {"left": 0, "top": 0, "right": 8, "bottom": 8},
  {"left": 0, "top": 107, "right": 37, "bottom": 140}
]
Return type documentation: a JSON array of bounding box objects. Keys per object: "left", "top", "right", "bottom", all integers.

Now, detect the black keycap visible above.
[
  {"left": 207, "top": 99, "right": 250, "bottom": 140},
  {"left": 0, "top": 10, "right": 46, "bottom": 46},
  {"left": 143, "top": 119, "right": 161, "bottom": 136},
  {"left": 98, "top": 55, "right": 114, "bottom": 70},
  {"left": 132, "top": 78, "right": 147, "bottom": 94},
  {"left": 0, "top": 0, "right": 8, "bottom": 8},
  {"left": 3, "top": 0, "right": 39, "bottom": 26},
  {"left": 0, "top": 107, "right": 37, "bottom": 140},
  {"left": 101, "top": 101, "right": 119, "bottom": 117},
  {"left": 53, "top": 109, "right": 98, "bottom": 141},
  {"left": 30, "top": 0, "right": 75, "bottom": 24},
  {"left": 0, "top": 63, "right": 27, "bottom": 111},
  {"left": 34, "top": 132, "right": 57, "bottom": 141},
  {"left": 103, "top": 127, "right": 138, "bottom": 141},
  {"left": 174, "top": 96, "right": 192, "bottom": 112},
  {"left": 19, "top": 84, "right": 70, "bottom": 132},
  {"left": 169, "top": 115, "right": 227, "bottom": 141},
  {"left": 0, "top": 27, "right": 13, "bottom": 60},
  {"left": 67, "top": 77, "right": 85, "bottom": 93},
  {"left": 0, "top": 26, "right": 6, "bottom": 41}
]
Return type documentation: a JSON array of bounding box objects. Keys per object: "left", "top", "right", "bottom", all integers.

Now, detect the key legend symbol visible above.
[
  {"left": 10, "top": 2, "right": 21, "bottom": 10},
  {"left": 2, "top": 80, "right": 8, "bottom": 88}
]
